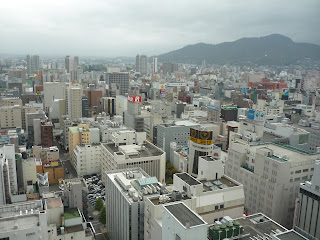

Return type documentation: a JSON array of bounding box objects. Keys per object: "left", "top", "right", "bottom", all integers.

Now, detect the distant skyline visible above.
[{"left": 0, "top": 0, "right": 319, "bottom": 57}]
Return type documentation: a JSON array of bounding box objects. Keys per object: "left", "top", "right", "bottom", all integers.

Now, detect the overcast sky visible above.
[{"left": 1, "top": 0, "right": 319, "bottom": 57}]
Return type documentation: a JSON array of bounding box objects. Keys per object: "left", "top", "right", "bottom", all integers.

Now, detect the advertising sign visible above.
[
  {"left": 207, "top": 105, "right": 219, "bottom": 111},
  {"left": 190, "top": 128, "right": 213, "bottom": 145},
  {"left": 248, "top": 109, "right": 255, "bottom": 120},
  {"left": 160, "top": 89, "right": 166, "bottom": 98},
  {"left": 221, "top": 105, "right": 237, "bottom": 110},
  {"left": 127, "top": 95, "right": 141, "bottom": 103}
]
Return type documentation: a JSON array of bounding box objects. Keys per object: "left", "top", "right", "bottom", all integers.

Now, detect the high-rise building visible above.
[
  {"left": 82, "top": 95, "right": 89, "bottom": 118},
  {"left": 105, "top": 72, "right": 129, "bottom": 96},
  {"left": 65, "top": 55, "right": 73, "bottom": 73},
  {"left": 98, "top": 97, "right": 116, "bottom": 116},
  {"left": 26, "top": 54, "right": 40, "bottom": 75},
  {"left": 225, "top": 132, "right": 319, "bottom": 228},
  {"left": 68, "top": 84, "right": 82, "bottom": 121},
  {"left": 43, "top": 82, "right": 67, "bottom": 112},
  {"left": 73, "top": 56, "right": 79, "bottom": 69},
  {"left": 41, "top": 121, "right": 53, "bottom": 148},
  {"left": 152, "top": 57, "right": 158, "bottom": 74},
  {"left": 295, "top": 160, "right": 320, "bottom": 239},
  {"left": 136, "top": 54, "right": 148, "bottom": 75},
  {"left": 0, "top": 144, "right": 18, "bottom": 205}
]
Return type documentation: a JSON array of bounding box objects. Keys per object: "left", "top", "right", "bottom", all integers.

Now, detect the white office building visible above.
[
  {"left": 225, "top": 132, "right": 319, "bottom": 228},
  {"left": 73, "top": 144, "right": 101, "bottom": 177},
  {"left": 101, "top": 131, "right": 166, "bottom": 184},
  {"left": 105, "top": 168, "right": 160, "bottom": 240}
]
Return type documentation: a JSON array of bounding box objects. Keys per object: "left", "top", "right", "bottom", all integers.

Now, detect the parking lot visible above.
[
  {"left": 84, "top": 174, "right": 105, "bottom": 206},
  {"left": 84, "top": 174, "right": 109, "bottom": 240}
]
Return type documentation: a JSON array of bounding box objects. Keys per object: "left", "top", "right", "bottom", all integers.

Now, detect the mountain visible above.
[{"left": 156, "top": 34, "right": 320, "bottom": 65}]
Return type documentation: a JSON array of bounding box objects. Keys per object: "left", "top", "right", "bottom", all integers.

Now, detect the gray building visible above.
[
  {"left": 298, "top": 120, "right": 320, "bottom": 151},
  {"left": 26, "top": 54, "right": 40, "bottom": 75},
  {"left": 105, "top": 72, "right": 129, "bottom": 96},
  {"left": 136, "top": 54, "right": 148, "bottom": 75},
  {"left": 157, "top": 121, "right": 198, "bottom": 160},
  {"left": 61, "top": 116, "right": 72, "bottom": 150},
  {"left": 295, "top": 160, "right": 320, "bottom": 240}
]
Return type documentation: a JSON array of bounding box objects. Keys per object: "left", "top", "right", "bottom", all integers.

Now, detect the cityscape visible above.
[{"left": 0, "top": 1, "right": 320, "bottom": 240}]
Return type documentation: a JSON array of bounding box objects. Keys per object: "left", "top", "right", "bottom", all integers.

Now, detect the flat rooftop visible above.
[
  {"left": 201, "top": 176, "right": 239, "bottom": 192},
  {"left": 274, "top": 230, "right": 307, "bottom": 240},
  {"left": 176, "top": 173, "right": 201, "bottom": 186},
  {"left": 165, "top": 203, "right": 205, "bottom": 228},
  {"left": 64, "top": 208, "right": 80, "bottom": 220},
  {"left": 103, "top": 141, "right": 164, "bottom": 158},
  {"left": 0, "top": 214, "right": 39, "bottom": 232},
  {"left": 234, "top": 213, "right": 287, "bottom": 240},
  {"left": 46, "top": 197, "right": 63, "bottom": 209}
]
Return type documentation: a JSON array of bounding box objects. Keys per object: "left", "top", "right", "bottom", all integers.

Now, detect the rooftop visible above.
[
  {"left": 103, "top": 141, "right": 164, "bottom": 158},
  {"left": 274, "top": 230, "right": 308, "bottom": 240},
  {"left": 233, "top": 213, "right": 287, "bottom": 240},
  {"left": 0, "top": 214, "right": 40, "bottom": 232},
  {"left": 64, "top": 208, "right": 80, "bottom": 220},
  {"left": 201, "top": 176, "right": 239, "bottom": 192},
  {"left": 165, "top": 203, "right": 206, "bottom": 228},
  {"left": 176, "top": 173, "right": 201, "bottom": 186},
  {"left": 46, "top": 197, "right": 63, "bottom": 209}
]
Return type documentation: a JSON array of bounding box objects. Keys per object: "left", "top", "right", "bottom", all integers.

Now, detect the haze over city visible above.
[{"left": 1, "top": 0, "right": 320, "bottom": 56}]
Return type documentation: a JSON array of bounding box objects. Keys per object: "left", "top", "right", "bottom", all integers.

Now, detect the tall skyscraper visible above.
[
  {"left": 26, "top": 54, "right": 40, "bottom": 75},
  {"left": 136, "top": 54, "right": 148, "bottom": 75},
  {"left": 153, "top": 57, "right": 158, "bottom": 74},
  {"left": 74, "top": 56, "right": 79, "bottom": 69},
  {"left": 65, "top": 55, "right": 73, "bottom": 73},
  {"left": 68, "top": 84, "right": 82, "bottom": 120}
]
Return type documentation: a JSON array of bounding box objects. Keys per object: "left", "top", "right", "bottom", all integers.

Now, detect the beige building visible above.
[
  {"left": 0, "top": 106, "right": 22, "bottom": 128},
  {"left": 43, "top": 82, "right": 67, "bottom": 111},
  {"left": 225, "top": 132, "right": 319, "bottom": 228},
  {"left": 68, "top": 124, "right": 91, "bottom": 166},
  {"left": 32, "top": 146, "right": 59, "bottom": 161},
  {"left": 1, "top": 97, "right": 22, "bottom": 107},
  {"left": 68, "top": 84, "right": 82, "bottom": 121}
]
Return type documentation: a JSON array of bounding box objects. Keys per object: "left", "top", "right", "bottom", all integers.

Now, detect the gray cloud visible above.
[{"left": 0, "top": 0, "right": 319, "bottom": 57}]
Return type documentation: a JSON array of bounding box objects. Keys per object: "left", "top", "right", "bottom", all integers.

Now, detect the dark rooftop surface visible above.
[
  {"left": 275, "top": 231, "right": 307, "bottom": 240},
  {"left": 165, "top": 203, "right": 205, "bottom": 227},
  {"left": 176, "top": 173, "right": 201, "bottom": 186}
]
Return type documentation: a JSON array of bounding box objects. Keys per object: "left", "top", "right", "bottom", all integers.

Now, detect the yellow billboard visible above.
[{"left": 190, "top": 128, "right": 213, "bottom": 145}]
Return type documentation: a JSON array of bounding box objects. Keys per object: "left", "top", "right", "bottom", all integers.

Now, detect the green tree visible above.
[
  {"left": 95, "top": 198, "right": 104, "bottom": 211},
  {"left": 99, "top": 205, "right": 106, "bottom": 225}
]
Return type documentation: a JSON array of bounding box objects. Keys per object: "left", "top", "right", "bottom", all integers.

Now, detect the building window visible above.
[{"left": 220, "top": 204, "right": 224, "bottom": 209}]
